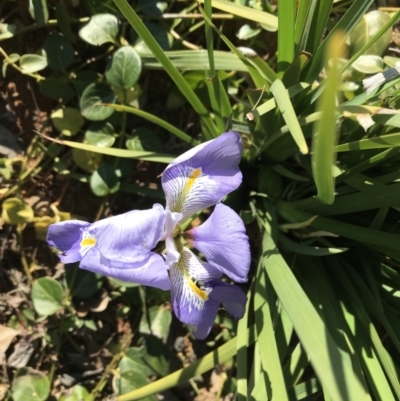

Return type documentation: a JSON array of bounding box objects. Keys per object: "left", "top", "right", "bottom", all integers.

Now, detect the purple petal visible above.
[
  {"left": 192, "top": 281, "right": 247, "bottom": 339},
  {"left": 181, "top": 247, "right": 222, "bottom": 282},
  {"left": 47, "top": 220, "right": 91, "bottom": 264},
  {"left": 185, "top": 203, "right": 250, "bottom": 283},
  {"left": 162, "top": 131, "right": 243, "bottom": 221},
  {"left": 209, "top": 281, "right": 247, "bottom": 319},
  {"left": 80, "top": 248, "right": 170, "bottom": 290},
  {"left": 170, "top": 259, "right": 219, "bottom": 339},
  {"left": 89, "top": 206, "right": 165, "bottom": 264}
]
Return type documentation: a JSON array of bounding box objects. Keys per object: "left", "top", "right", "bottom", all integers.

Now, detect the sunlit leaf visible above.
[
  {"left": 80, "top": 82, "right": 116, "bottom": 121},
  {"left": 139, "top": 305, "right": 172, "bottom": 339},
  {"left": 11, "top": 372, "right": 50, "bottom": 401},
  {"left": 90, "top": 163, "right": 120, "bottom": 196},
  {"left": 85, "top": 121, "right": 115, "bottom": 147},
  {"left": 19, "top": 54, "right": 47, "bottom": 74},
  {"left": 72, "top": 148, "right": 103, "bottom": 173},
  {"left": 1, "top": 197, "right": 34, "bottom": 225},
  {"left": 32, "top": 277, "right": 64, "bottom": 316},
  {"left": 51, "top": 107, "right": 84, "bottom": 137},
  {"left": 350, "top": 10, "right": 392, "bottom": 56},
  {"left": 105, "top": 46, "right": 141, "bottom": 89},
  {"left": 79, "top": 14, "right": 119, "bottom": 46},
  {"left": 126, "top": 128, "right": 162, "bottom": 152}
]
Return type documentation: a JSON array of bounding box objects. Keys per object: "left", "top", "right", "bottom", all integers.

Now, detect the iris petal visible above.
[
  {"left": 209, "top": 281, "right": 247, "bottom": 319},
  {"left": 185, "top": 203, "right": 250, "bottom": 282},
  {"left": 90, "top": 206, "right": 165, "bottom": 264},
  {"left": 162, "top": 131, "right": 243, "bottom": 221},
  {"left": 192, "top": 281, "right": 247, "bottom": 339},
  {"left": 80, "top": 248, "right": 170, "bottom": 290},
  {"left": 181, "top": 247, "right": 222, "bottom": 282},
  {"left": 47, "top": 220, "right": 90, "bottom": 264}
]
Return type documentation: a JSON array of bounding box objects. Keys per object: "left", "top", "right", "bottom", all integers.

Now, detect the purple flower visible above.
[
  {"left": 47, "top": 131, "right": 251, "bottom": 339},
  {"left": 47, "top": 206, "right": 170, "bottom": 290}
]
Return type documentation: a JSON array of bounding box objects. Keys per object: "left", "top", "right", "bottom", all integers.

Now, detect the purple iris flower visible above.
[{"left": 47, "top": 131, "right": 251, "bottom": 339}]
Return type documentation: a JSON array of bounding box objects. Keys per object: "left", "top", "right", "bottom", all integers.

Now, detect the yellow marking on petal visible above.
[
  {"left": 188, "top": 279, "right": 208, "bottom": 301},
  {"left": 176, "top": 167, "right": 202, "bottom": 211},
  {"left": 80, "top": 238, "right": 97, "bottom": 247},
  {"left": 185, "top": 168, "right": 202, "bottom": 192}
]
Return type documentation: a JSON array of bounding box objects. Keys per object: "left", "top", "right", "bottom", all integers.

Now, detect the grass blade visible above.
[
  {"left": 270, "top": 79, "right": 308, "bottom": 154},
  {"left": 41, "top": 134, "right": 175, "bottom": 163},
  {"left": 197, "top": 0, "right": 278, "bottom": 31},
  {"left": 277, "top": 0, "right": 295, "bottom": 77},
  {"left": 311, "top": 32, "right": 344, "bottom": 204},
  {"left": 104, "top": 103, "right": 197, "bottom": 145},
  {"left": 254, "top": 265, "right": 289, "bottom": 400}
]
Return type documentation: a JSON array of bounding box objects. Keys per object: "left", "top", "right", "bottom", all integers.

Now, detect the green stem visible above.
[{"left": 16, "top": 225, "right": 33, "bottom": 285}]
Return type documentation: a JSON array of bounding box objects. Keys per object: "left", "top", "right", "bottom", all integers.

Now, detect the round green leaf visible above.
[
  {"left": 383, "top": 56, "right": 400, "bottom": 68},
  {"left": 1, "top": 197, "right": 34, "bottom": 225},
  {"left": 59, "top": 385, "right": 92, "bottom": 401},
  {"left": 350, "top": 10, "right": 392, "bottom": 56},
  {"left": 236, "top": 24, "right": 261, "bottom": 40},
  {"left": 65, "top": 267, "right": 103, "bottom": 299},
  {"left": 19, "top": 54, "right": 47, "bottom": 74},
  {"left": 80, "top": 82, "right": 116, "bottom": 121},
  {"left": 139, "top": 305, "right": 172, "bottom": 338},
  {"left": 12, "top": 373, "right": 50, "bottom": 401},
  {"left": 85, "top": 122, "right": 115, "bottom": 147},
  {"left": 0, "top": 23, "right": 16, "bottom": 40},
  {"left": 126, "top": 128, "right": 162, "bottom": 152},
  {"left": 352, "top": 55, "right": 384, "bottom": 74},
  {"left": 90, "top": 163, "right": 120, "bottom": 197},
  {"left": 32, "top": 277, "right": 64, "bottom": 316},
  {"left": 51, "top": 107, "right": 84, "bottom": 136},
  {"left": 119, "top": 348, "right": 154, "bottom": 377},
  {"left": 114, "top": 369, "right": 156, "bottom": 399},
  {"left": 79, "top": 14, "right": 118, "bottom": 46},
  {"left": 105, "top": 46, "right": 142, "bottom": 89},
  {"left": 72, "top": 148, "right": 103, "bottom": 173},
  {"left": 39, "top": 77, "right": 75, "bottom": 100},
  {"left": 43, "top": 32, "right": 74, "bottom": 71}
]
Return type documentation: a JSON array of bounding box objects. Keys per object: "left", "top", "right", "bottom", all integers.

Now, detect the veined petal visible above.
[
  {"left": 162, "top": 131, "right": 243, "bottom": 221},
  {"left": 80, "top": 248, "right": 170, "bottom": 290},
  {"left": 184, "top": 203, "right": 250, "bottom": 282},
  {"left": 193, "top": 281, "right": 247, "bottom": 339},
  {"left": 170, "top": 248, "right": 222, "bottom": 339},
  {"left": 47, "top": 220, "right": 91, "bottom": 264},
  {"left": 181, "top": 247, "right": 222, "bottom": 282},
  {"left": 209, "top": 281, "right": 247, "bottom": 319},
  {"left": 170, "top": 250, "right": 212, "bottom": 323},
  {"left": 88, "top": 206, "right": 165, "bottom": 264}
]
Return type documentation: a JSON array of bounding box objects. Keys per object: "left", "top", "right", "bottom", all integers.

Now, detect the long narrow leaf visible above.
[
  {"left": 197, "top": 0, "right": 278, "bottom": 30},
  {"left": 41, "top": 134, "right": 175, "bottom": 163},
  {"left": 261, "top": 225, "right": 369, "bottom": 401},
  {"left": 270, "top": 79, "right": 308, "bottom": 154},
  {"left": 311, "top": 32, "right": 344, "bottom": 204}
]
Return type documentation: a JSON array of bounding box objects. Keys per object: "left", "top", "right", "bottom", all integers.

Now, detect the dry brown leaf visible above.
[{"left": 0, "top": 324, "right": 19, "bottom": 353}]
